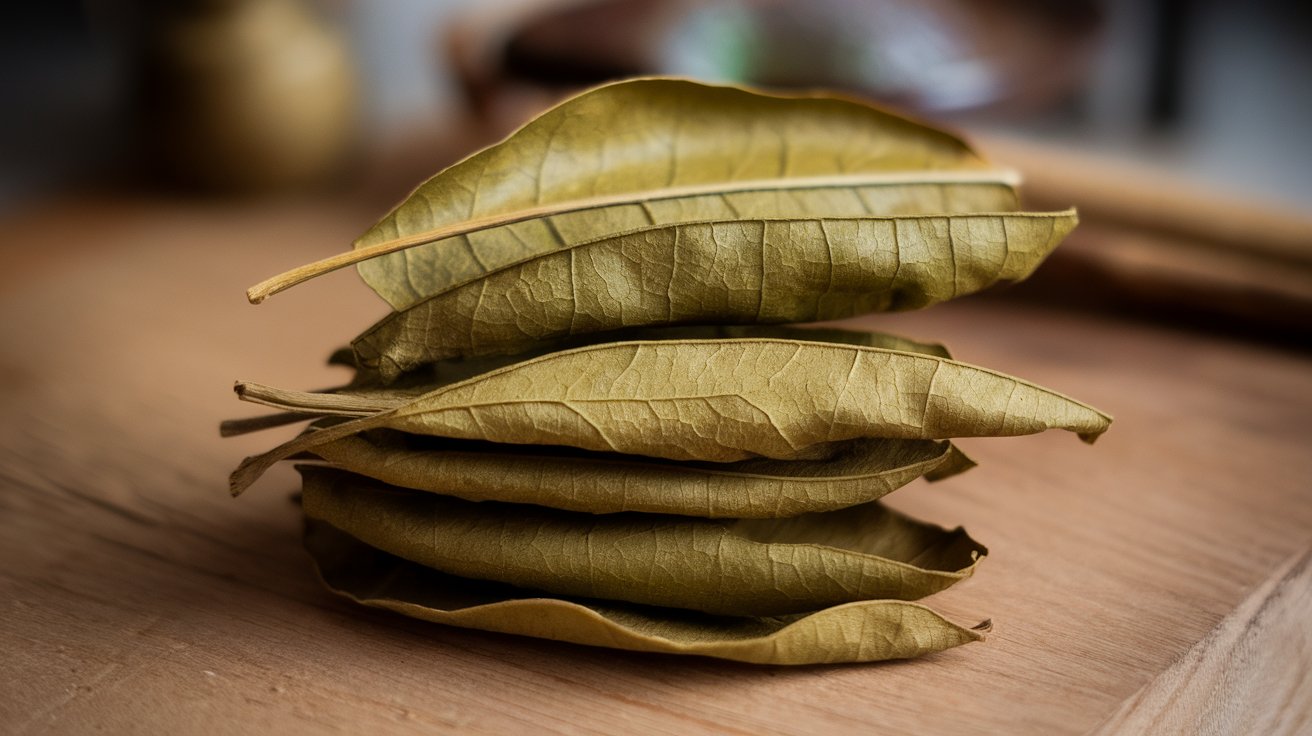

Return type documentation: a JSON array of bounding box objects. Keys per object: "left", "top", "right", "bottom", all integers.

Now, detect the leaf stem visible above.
[
  {"left": 219, "top": 411, "right": 318, "bottom": 437},
  {"left": 235, "top": 381, "right": 397, "bottom": 415}
]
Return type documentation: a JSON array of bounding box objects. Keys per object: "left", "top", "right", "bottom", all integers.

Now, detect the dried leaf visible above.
[
  {"left": 222, "top": 325, "right": 949, "bottom": 436},
  {"left": 222, "top": 77, "right": 1114, "bottom": 666},
  {"left": 247, "top": 78, "right": 1016, "bottom": 304},
  {"left": 351, "top": 212, "right": 1076, "bottom": 381},
  {"left": 307, "top": 519, "right": 988, "bottom": 665},
  {"left": 230, "top": 338, "right": 1110, "bottom": 494},
  {"left": 307, "top": 431, "right": 973, "bottom": 517},
  {"left": 299, "top": 466, "right": 986, "bottom": 616},
  {"left": 349, "top": 323, "right": 953, "bottom": 389}
]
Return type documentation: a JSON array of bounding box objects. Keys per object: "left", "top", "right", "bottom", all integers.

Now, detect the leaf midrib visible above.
[
  {"left": 247, "top": 170, "right": 1020, "bottom": 303},
  {"left": 245, "top": 337, "right": 1110, "bottom": 422},
  {"left": 349, "top": 209, "right": 1076, "bottom": 348}
]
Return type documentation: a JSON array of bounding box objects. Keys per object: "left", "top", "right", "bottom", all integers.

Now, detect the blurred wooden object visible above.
[
  {"left": 981, "top": 135, "right": 1312, "bottom": 343},
  {"left": 982, "top": 136, "right": 1312, "bottom": 267},
  {"left": 0, "top": 196, "right": 1309, "bottom": 733}
]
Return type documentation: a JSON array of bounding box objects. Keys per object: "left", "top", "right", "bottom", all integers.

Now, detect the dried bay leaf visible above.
[
  {"left": 247, "top": 78, "right": 1016, "bottom": 305},
  {"left": 348, "top": 323, "right": 953, "bottom": 390},
  {"left": 221, "top": 77, "right": 1113, "bottom": 666},
  {"left": 229, "top": 338, "right": 1111, "bottom": 494},
  {"left": 351, "top": 212, "right": 1076, "bottom": 381},
  {"left": 306, "top": 431, "right": 973, "bottom": 517},
  {"left": 299, "top": 466, "right": 986, "bottom": 616},
  {"left": 221, "top": 325, "right": 950, "bottom": 436},
  {"left": 307, "top": 519, "right": 988, "bottom": 664}
]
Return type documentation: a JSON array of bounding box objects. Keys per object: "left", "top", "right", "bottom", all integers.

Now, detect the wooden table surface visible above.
[{"left": 1, "top": 197, "right": 1309, "bottom": 735}]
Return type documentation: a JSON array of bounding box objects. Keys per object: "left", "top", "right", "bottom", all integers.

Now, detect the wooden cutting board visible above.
[{"left": 1, "top": 197, "right": 1308, "bottom": 735}]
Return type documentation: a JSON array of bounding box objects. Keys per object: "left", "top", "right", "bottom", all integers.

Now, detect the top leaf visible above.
[{"left": 246, "top": 78, "right": 1017, "bottom": 304}]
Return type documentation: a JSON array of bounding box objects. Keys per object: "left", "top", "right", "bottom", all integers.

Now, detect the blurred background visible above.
[{"left": 3, "top": 0, "right": 1311, "bottom": 341}]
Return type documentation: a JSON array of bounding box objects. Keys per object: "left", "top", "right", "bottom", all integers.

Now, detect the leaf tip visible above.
[
  {"left": 1054, "top": 207, "right": 1080, "bottom": 238},
  {"left": 925, "top": 443, "right": 977, "bottom": 482},
  {"left": 1078, "top": 412, "right": 1114, "bottom": 444},
  {"left": 971, "top": 619, "right": 993, "bottom": 635}
]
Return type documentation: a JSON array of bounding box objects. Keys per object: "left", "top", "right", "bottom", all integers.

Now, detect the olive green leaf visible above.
[
  {"left": 347, "top": 180, "right": 1020, "bottom": 310},
  {"left": 351, "top": 323, "right": 953, "bottom": 389},
  {"left": 229, "top": 338, "right": 1110, "bottom": 494},
  {"left": 350, "top": 211, "right": 1076, "bottom": 381},
  {"left": 221, "top": 325, "right": 950, "bottom": 436},
  {"left": 305, "top": 431, "right": 973, "bottom": 517},
  {"left": 307, "top": 519, "right": 989, "bottom": 665},
  {"left": 299, "top": 466, "right": 985, "bottom": 616},
  {"left": 246, "top": 77, "right": 1017, "bottom": 304}
]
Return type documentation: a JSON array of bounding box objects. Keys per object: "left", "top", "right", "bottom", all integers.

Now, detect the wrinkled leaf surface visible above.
[
  {"left": 307, "top": 519, "right": 988, "bottom": 665},
  {"left": 308, "top": 432, "right": 973, "bottom": 517},
  {"left": 351, "top": 212, "right": 1076, "bottom": 380},
  {"left": 230, "top": 338, "right": 1111, "bottom": 493},
  {"left": 224, "top": 325, "right": 949, "bottom": 437},
  {"left": 300, "top": 466, "right": 986, "bottom": 616},
  {"left": 247, "top": 78, "right": 1017, "bottom": 304}
]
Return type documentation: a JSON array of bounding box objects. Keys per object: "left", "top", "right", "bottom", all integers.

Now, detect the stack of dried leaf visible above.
[{"left": 226, "top": 79, "right": 1110, "bottom": 665}]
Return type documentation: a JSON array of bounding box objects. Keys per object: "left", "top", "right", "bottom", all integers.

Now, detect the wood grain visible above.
[
  {"left": 1093, "top": 547, "right": 1312, "bottom": 735},
  {"left": 0, "top": 197, "right": 1309, "bottom": 734}
]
